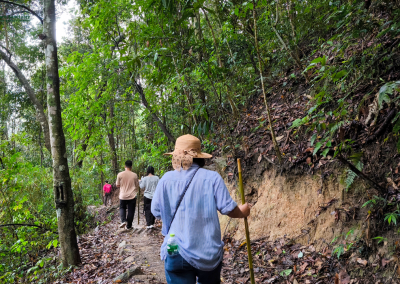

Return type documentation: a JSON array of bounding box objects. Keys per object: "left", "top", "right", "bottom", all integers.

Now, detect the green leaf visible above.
[
  {"left": 332, "top": 70, "right": 347, "bottom": 81},
  {"left": 321, "top": 148, "right": 329, "bottom": 157},
  {"left": 310, "top": 57, "right": 324, "bottom": 64},
  {"left": 279, "top": 269, "right": 292, "bottom": 277},
  {"left": 397, "top": 137, "right": 400, "bottom": 153},
  {"left": 378, "top": 93, "right": 391, "bottom": 108},
  {"left": 313, "top": 142, "right": 322, "bottom": 155},
  {"left": 204, "top": 121, "right": 210, "bottom": 135},
  {"left": 197, "top": 123, "right": 202, "bottom": 137},
  {"left": 308, "top": 105, "right": 318, "bottom": 114},
  {"left": 310, "top": 134, "right": 317, "bottom": 146},
  {"left": 392, "top": 112, "right": 400, "bottom": 125}
]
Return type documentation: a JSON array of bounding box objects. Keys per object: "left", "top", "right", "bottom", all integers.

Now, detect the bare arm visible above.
[
  {"left": 115, "top": 175, "right": 120, "bottom": 188},
  {"left": 227, "top": 203, "right": 251, "bottom": 218}
]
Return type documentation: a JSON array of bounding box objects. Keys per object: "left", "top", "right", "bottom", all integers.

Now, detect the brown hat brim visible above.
[{"left": 163, "top": 151, "right": 212, "bottom": 158}]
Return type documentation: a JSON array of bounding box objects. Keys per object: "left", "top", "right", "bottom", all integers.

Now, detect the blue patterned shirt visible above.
[{"left": 151, "top": 163, "right": 237, "bottom": 271}]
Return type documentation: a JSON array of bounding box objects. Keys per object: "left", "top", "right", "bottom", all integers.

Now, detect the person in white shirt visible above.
[{"left": 139, "top": 166, "right": 159, "bottom": 229}]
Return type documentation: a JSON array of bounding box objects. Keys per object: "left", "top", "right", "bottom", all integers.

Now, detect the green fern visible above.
[{"left": 345, "top": 161, "right": 363, "bottom": 191}]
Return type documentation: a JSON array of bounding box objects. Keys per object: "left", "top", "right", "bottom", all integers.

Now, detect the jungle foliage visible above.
[{"left": 0, "top": 0, "right": 400, "bottom": 282}]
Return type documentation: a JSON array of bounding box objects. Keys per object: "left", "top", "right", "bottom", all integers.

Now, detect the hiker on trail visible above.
[
  {"left": 116, "top": 160, "right": 140, "bottom": 230},
  {"left": 103, "top": 180, "right": 112, "bottom": 206},
  {"left": 139, "top": 166, "right": 159, "bottom": 229},
  {"left": 151, "top": 134, "right": 251, "bottom": 284}
]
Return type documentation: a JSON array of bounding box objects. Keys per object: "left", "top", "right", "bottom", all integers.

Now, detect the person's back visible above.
[
  {"left": 116, "top": 160, "right": 139, "bottom": 230},
  {"left": 103, "top": 181, "right": 112, "bottom": 206},
  {"left": 117, "top": 170, "right": 138, "bottom": 200},
  {"left": 140, "top": 166, "right": 159, "bottom": 229},
  {"left": 151, "top": 134, "right": 251, "bottom": 284},
  {"left": 152, "top": 164, "right": 236, "bottom": 270},
  {"left": 103, "top": 183, "right": 112, "bottom": 194},
  {"left": 141, "top": 175, "right": 160, "bottom": 199}
]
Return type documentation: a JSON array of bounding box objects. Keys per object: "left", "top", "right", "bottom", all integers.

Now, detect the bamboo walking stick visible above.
[
  {"left": 137, "top": 186, "right": 140, "bottom": 225},
  {"left": 237, "top": 158, "right": 255, "bottom": 284}
]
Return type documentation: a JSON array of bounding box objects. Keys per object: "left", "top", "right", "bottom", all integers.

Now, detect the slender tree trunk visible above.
[
  {"left": 43, "top": 0, "right": 80, "bottom": 266},
  {"left": 103, "top": 101, "right": 118, "bottom": 178},
  {"left": 197, "top": 10, "right": 239, "bottom": 119},
  {"left": 0, "top": 50, "right": 51, "bottom": 152},
  {"left": 133, "top": 79, "right": 176, "bottom": 143},
  {"left": 132, "top": 106, "right": 136, "bottom": 158},
  {"left": 100, "top": 151, "right": 105, "bottom": 204},
  {"left": 271, "top": 0, "right": 309, "bottom": 82},
  {"left": 38, "top": 126, "right": 44, "bottom": 167},
  {"left": 252, "top": 0, "right": 282, "bottom": 163}
]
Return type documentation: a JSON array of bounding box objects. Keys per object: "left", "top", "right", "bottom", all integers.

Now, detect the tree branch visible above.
[
  {"left": 337, "top": 154, "right": 386, "bottom": 193},
  {"left": 0, "top": 48, "right": 51, "bottom": 152},
  {"left": 0, "top": 223, "right": 57, "bottom": 233},
  {"left": 0, "top": 157, "right": 4, "bottom": 169},
  {"left": 365, "top": 108, "right": 396, "bottom": 144},
  {"left": 0, "top": 0, "right": 43, "bottom": 24},
  {"left": 133, "top": 79, "right": 176, "bottom": 143}
]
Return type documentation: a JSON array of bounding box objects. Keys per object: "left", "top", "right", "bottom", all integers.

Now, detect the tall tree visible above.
[
  {"left": 43, "top": 0, "right": 80, "bottom": 266},
  {"left": 0, "top": 49, "right": 51, "bottom": 152}
]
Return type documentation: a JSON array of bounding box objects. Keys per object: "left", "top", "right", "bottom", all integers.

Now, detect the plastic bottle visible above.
[{"left": 166, "top": 234, "right": 179, "bottom": 256}]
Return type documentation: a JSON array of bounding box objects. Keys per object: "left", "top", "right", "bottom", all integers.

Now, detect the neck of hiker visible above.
[{"left": 125, "top": 167, "right": 132, "bottom": 172}]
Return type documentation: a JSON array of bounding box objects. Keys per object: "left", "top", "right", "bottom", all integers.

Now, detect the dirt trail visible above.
[{"left": 61, "top": 204, "right": 167, "bottom": 283}]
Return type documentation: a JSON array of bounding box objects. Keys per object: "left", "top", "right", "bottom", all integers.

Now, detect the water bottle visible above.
[{"left": 166, "top": 234, "right": 179, "bottom": 256}]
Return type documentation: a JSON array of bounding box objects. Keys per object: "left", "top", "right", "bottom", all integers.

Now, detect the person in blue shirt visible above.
[{"left": 151, "top": 134, "right": 251, "bottom": 284}]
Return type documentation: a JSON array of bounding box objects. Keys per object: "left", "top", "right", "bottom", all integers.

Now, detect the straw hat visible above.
[{"left": 164, "top": 134, "right": 212, "bottom": 170}]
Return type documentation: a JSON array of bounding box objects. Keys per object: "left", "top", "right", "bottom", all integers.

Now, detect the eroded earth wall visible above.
[{"left": 218, "top": 162, "right": 367, "bottom": 250}]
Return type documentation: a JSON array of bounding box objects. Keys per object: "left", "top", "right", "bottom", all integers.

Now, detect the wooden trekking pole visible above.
[
  {"left": 237, "top": 158, "right": 255, "bottom": 284},
  {"left": 137, "top": 187, "right": 140, "bottom": 225}
]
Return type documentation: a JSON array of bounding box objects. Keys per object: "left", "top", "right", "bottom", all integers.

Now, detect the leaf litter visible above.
[{"left": 220, "top": 234, "right": 398, "bottom": 284}]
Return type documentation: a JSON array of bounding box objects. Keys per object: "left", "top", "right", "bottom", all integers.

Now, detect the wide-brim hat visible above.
[{"left": 164, "top": 134, "right": 212, "bottom": 170}]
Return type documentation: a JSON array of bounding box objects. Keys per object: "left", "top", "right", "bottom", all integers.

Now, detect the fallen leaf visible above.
[
  {"left": 339, "top": 269, "right": 351, "bottom": 284},
  {"left": 315, "top": 260, "right": 324, "bottom": 271},
  {"left": 357, "top": 258, "right": 368, "bottom": 266},
  {"left": 335, "top": 274, "right": 339, "bottom": 284},
  {"left": 381, "top": 258, "right": 391, "bottom": 267},
  {"left": 258, "top": 154, "right": 263, "bottom": 163},
  {"left": 298, "top": 262, "right": 308, "bottom": 273},
  {"left": 276, "top": 135, "right": 285, "bottom": 142}
]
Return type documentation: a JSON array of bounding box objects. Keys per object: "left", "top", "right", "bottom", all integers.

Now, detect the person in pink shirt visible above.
[{"left": 103, "top": 180, "right": 112, "bottom": 206}]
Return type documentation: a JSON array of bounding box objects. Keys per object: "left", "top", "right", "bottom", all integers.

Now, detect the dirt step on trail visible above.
[
  {"left": 114, "top": 210, "right": 167, "bottom": 283},
  {"left": 62, "top": 204, "right": 167, "bottom": 284}
]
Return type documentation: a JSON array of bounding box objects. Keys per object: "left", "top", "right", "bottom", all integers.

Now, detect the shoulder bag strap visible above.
[{"left": 167, "top": 167, "right": 200, "bottom": 234}]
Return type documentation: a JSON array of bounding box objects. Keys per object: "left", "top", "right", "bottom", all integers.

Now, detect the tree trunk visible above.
[
  {"left": 0, "top": 49, "right": 51, "bottom": 152},
  {"left": 107, "top": 102, "right": 118, "bottom": 178},
  {"left": 76, "top": 124, "right": 93, "bottom": 168},
  {"left": 43, "top": 0, "right": 80, "bottom": 266},
  {"left": 133, "top": 79, "right": 176, "bottom": 143},
  {"left": 252, "top": 0, "right": 282, "bottom": 163}
]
